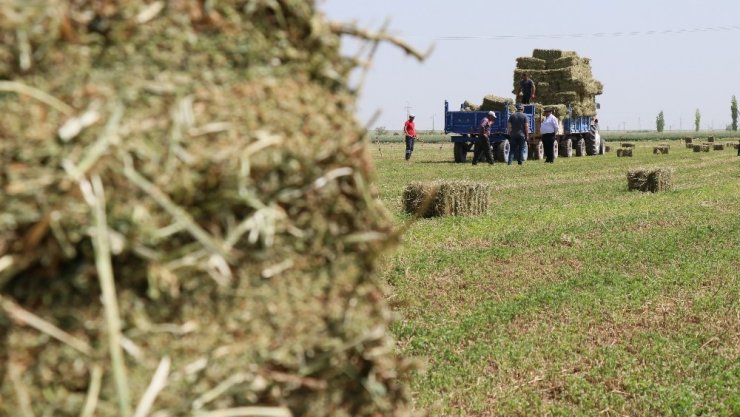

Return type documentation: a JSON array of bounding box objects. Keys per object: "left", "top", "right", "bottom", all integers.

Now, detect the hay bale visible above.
[
  {"left": 462, "top": 100, "right": 481, "bottom": 111},
  {"left": 480, "top": 94, "right": 514, "bottom": 112},
  {"left": 708, "top": 136, "right": 715, "bottom": 142},
  {"left": 0, "top": 2, "right": 416, "bottom": 416},
  {"left": 684, "top": 137, "right": 693, "bottom": 144},
  {"left": 653, "top": 146, "right": 670, "bottom": 154},
  {"left": 686, "top": 143, "right": 695, "bottom": 149},
  {"left": 621, "top": 143, "right": 635, "bottom": 148},
  {"left": 403, "top": 181, "right": 490, "bottom": 217},
  {"left": 617, "top": 148, "right": 633, "bottom": 157},
  {"left": 515, "top": 56, "right": 547, "bottom": 70},
  {"left": 605, "top": 145, "right": 612, "bottom": 152},
  {"left": 713, "top": 143, "right": 725, "bottom": 150},
  {"left": 532, "top": 49, "right": 578, "bottom": 61},
  {"left": 627, "top": 168, "right": 674, "bottom": 192}
]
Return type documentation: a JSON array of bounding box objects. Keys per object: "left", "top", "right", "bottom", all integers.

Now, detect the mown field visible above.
[{"left": 371, "top": 139, "right": 739, "bottom": 416}]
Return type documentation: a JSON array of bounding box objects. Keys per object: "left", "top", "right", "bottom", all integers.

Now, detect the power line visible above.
[{"left": 436, "top": 24, "right": 740, "bottom": 41}]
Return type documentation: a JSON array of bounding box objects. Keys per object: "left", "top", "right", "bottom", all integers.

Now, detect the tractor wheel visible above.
[
  {"left": 454, "top": 142, "right": 467, "bottom": 163},
  {"left": 585, "top": 136, "right": 598, "bottom": 156},
  {"left": 575, "top": 137, "right": 586, "bottom": 157},
  {"left": 495, "top": 139, "right": 510, "bottom": 163},
  {"left": 559, "top": 138, "right": 573, "bottom": 158}
]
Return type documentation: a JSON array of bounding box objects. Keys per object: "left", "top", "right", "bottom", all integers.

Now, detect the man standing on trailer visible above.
[
  {"left": 508, "top": 104, "right": 529, "bottom": 165},
  {"left": 404, "top": 114, "right": 417, "bottom": 161},
  {"left": 472, "top": 111, "right": 496, "bottom": 165},
  {"left": 516, "top": 73, "right": 536, "bottom": 104},
  {"left": 541, "top": 107, "right": 559, "bottom": 163}
]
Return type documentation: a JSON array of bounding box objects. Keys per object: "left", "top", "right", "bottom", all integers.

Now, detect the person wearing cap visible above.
[
  {"left": 472, "top": 111, "right": 496, "bottom": 165},
  {"left": 508, "top": 104, "right": 529, "bottom": 165},
  {"left": 516, "top": 73, "right": 536, "bottom": 104},
  {"left": 541, "top": 107, "right": 559, "bottom": 163},
  {"left": 403, "top": 114, "right": 417, "bottom": 161}
]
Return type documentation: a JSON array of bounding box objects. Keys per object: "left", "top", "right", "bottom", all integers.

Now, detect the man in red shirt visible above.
[{"left": 404, "top": 114, "right": 417, "bottom": 160}]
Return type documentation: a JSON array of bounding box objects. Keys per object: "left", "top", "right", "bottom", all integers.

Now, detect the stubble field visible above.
[{"left": 372, "top": 139, "right": 739, "bottom": 416}]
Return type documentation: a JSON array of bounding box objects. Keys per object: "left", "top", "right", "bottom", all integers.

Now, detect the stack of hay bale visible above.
[
  {"left": 512, "top": 49, "right": 603, "bottom": 117},
  {"left": 627, "top": 168, "right": 674, "bottom": 192},
  {"left": 403, "top": 181, "right": 490, "bottom": 217},
  {"left": 0, "top": 1, "right": 416, "bottom": 416}
]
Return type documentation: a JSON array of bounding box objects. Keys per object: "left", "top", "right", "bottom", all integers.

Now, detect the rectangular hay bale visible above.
[
  {"left": 403, "top": 181, "right": 491, "bottom": 217},
  {"left": 627, "top": 167, "right": 674, "bottom": 192},
  {"left": 617, "top": 148, "right": 633, "bottom": 157}
]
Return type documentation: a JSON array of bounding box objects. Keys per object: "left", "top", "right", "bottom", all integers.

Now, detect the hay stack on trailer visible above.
[
  {"left": 512, "top": 49, "right": 603, "bottom": 117},
  {"left": 0, "top": 1, "right": 417, "bottom": 416}
]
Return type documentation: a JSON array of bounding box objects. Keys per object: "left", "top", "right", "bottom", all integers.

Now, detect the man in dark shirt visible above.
[
  {"left": 516, "top": 73, "right": 536, "bottom": 104},
  {"left": 472, "top": 111, "right": 496, "bottom": 165},
  {"left": 508, "top": 104, "right": 529, "bottom": 165}
]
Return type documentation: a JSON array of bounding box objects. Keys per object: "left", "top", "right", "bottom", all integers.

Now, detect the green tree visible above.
[
  {"left": 731, "top": 95, "right": 738, "bottom": 131},
  {"left": 656, "top": 111, "right": 665, "bottom": 132},
  {"left": 695, "top": 109, "right": 701, "bottom": 132}
]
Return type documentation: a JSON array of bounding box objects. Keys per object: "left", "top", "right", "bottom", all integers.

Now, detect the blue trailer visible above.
[{"left": 444, "top": 100, "right": 535, "bottom": 163}]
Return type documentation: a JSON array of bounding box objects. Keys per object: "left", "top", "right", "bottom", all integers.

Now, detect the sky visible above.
[{"left": 318, "top": 0, "right": 740, "bottom": 132}]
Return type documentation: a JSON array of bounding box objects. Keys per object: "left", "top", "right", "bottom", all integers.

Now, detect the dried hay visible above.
[
  {"left": 686, "top": 143, "right": 695, "bottom": 149},
  {"left": 479, "top": 95, "right": 514, "bottom": 112},
  {"left": 515, "top": 57, "right": 546, "bottom": 70},
  {"left": 621, "top": 143, "right": 635, "bottom": 148},
  {"left": 402, "top": 181, "right": 490, "bottom": 218},
  {"left": 653, "top": 145, "right": 670, "bottom": 154},
  {"left": 708, "top": 136, "right": 715, "bottom": 142},
  {"left": 713, "top": 143, "right": 725, "bottom": 150},
  {"left": 627, "top": 168, "right": 674, "bottom": 192},
  {"left": 462, "top": 100, "right": 480, "bottom": 111},
  {"left": 617, "top": 148, "right": 633, "bottom": 157},
  {"left": 532, "top": 49, "right": 578, "bottom": 61},
  {"left": 0, "top": 1, "right": 419, "bottom": 416},
  {"left": 605, "top": 145, "right": 612, "bottom": 152},
  {"left": 684, "top": 137, "right": 693, "bottom": 144},
  {"left": 693, "top": 144, "right": 710, "bottom": 152}
]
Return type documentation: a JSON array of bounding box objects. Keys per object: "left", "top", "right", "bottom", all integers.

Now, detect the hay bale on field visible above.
[
  {"left": 713, "top": 143, "right": 725, "bottom": 150},
  {"left": 693, "top": 144, "right": 711, "bottom": 152},
  {"left": 708, "top": 136, "right": 715, "bottom": 142},
  {"left": 621, "top": 143, "right": 635, "bottom": 148},
  {"left": 403, "top": 181, "right": 490, "bottom": 217},
  {"left": 686, "top": 143, "right": 695, "bottom": 149},
  {"left": 0, "top": 2, "right": 418, "bottom": 416},
  {"left": 734, "top": 143, "right": 740, "bottom": 150},
  {"left": 627, "top": 168, "right": 674, "bottom": 192},
  {"left": 684, "top": 137, "right": 693, "bottom": 144},
  {"left": 617, "top": 148, "right": 633, "bottom": 157},
  {"left": 605, "top": 145, "right": 612, "bottom": 152},
  {"left": 653, "top": 146, "right": 670, "bottom": 154}
]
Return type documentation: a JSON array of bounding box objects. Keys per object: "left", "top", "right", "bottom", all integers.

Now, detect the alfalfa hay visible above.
[
  {"left": 0, "top": 2, "right": 418, "bottom": 417},
  {"left": 617, "top": 148, "right": 633, "bottom": 157},
  {"left": 713, "top": 143, "right": 725, "bottom": 150},
  {"left": 627, "top": 168, "right": 674, "bottom": 192},
  {"left": 653, "top": 145, "right": 670, "bottom": 154},
  {"left": 403, "top": 181, "right": 491, "bottom": 217}
]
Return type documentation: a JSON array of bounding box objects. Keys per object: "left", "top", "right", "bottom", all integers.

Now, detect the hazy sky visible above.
[{"left": 318, "top": 0, "right": 740, "bottom": 132}]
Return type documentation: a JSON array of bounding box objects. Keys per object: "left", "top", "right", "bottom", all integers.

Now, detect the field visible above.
[
  {"left": 370, "top": 131, "right": 740, "bottom": 144},
  {"left": 371, "top": 139, "right": 739, "bottom": 416}
]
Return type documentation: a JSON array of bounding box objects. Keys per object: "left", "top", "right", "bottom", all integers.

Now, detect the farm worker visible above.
[
  {"left": 472, "top": 111, "right": 496, "bottom": 165},
  {"left": 404, "top": 114, "right": 417, "bottom": 161},
  {"left": 508, "top": 104, "right": 529, "bottom": 165},
  {"left": 516, "top": 73, "right": 536, "bottom": 104},
  {"left": 541, "top": 107, "right": 559, "bottom": 163}
]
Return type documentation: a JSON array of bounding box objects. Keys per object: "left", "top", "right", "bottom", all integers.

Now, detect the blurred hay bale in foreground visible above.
[
  {"left": 0, "top": 1, "right": 418, "bottom": 416},
  {"left": 627, "top": 168, "right": 674, "bottom": 192},
  {"left": 403, "top": 181, "right": 490, "bottom": 217}
]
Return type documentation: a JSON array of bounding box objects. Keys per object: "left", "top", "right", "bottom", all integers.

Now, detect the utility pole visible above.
[{"left": 405, "top": 101, "right": 412, "bottom": 117}]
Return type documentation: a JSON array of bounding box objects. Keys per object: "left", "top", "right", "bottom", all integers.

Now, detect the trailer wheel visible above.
[
  {"left": 575, "top": 138, "right": 586, "bottom": 157},
  {"left": 528, "top": 141, "right": 544, "bottom": 160},
  {"left": 559, "top": 138, "right": 573, "bottom": 158},
  {"left": 453, "top": 142, "right": 468, "bottom": 163},
  {"left": 495, "top": 139, "right": 510, "bottom": 162}
]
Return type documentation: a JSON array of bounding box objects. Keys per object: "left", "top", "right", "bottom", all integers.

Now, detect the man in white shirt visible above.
[{"left": 540, "top": 107, "right": 559, "bottom": 163}]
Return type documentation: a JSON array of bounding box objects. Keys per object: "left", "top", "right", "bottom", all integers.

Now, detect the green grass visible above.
[{"left": 372, "top": 139, "right": 740, "bottom": 416}]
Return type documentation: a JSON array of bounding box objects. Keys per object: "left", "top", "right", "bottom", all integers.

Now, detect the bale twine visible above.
[
  {"left": 617, "top": 148, "right": 633, "bottom": 157},
  {"left": 0, "top": 2, "right": 417, "bottom": 416},
  {"left": 713, "top": 143, "right": 725, "bottom": 150},
  {"left": 627, "top": 168, "right": 674, "bottom": 192},
  {"left": 403, "top": 181, "right": 490, "bottom": 218},
  {"left": 653, "top": 145, "right": 670, "bottom": 155}
]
